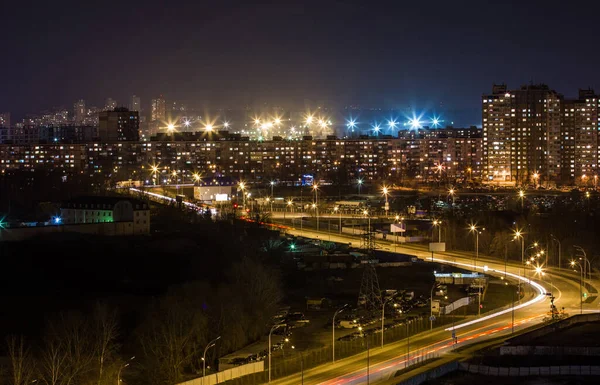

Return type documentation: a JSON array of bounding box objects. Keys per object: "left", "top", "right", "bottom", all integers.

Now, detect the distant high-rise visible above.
[
  {"left": 0, "top": 112, "right": 10, "bottom": 127},
  {"left": 151, "top": 96, "right": 166, "bottom": 122},
  {"left": 98, "top": 107, "right": 139, "bottom": 142},
  {"left": 104, "top": 98, "right": 117, "bottom": 111},
  {"left": 561, "top": 89, "right": 599, "bottom": 182},
  {"left": 73, "top": 99, "right": 86, "bottom": 124},
  {"left": 130, "top": 95, "right": 141, "bottom": 112},
  {"left": 482, "top": 84, "right": 561, "bottom": 184}
]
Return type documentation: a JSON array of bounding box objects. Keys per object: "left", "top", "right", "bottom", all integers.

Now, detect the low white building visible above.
[{"left": 61, "top": 196, "right": 150, "bottom": 235}]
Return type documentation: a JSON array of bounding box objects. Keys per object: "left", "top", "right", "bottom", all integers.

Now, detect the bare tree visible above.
[
  {"left": 137, "top": 295, "right": 207, "bottom": 385},
  {"left": 92, "top": 303, "right": 119, "bottom": 385},
  {"left": 41, "top": 312, "right": 95, "bottom": 385},
  {"left": 6, "top": 335, "right": 36, "bottom": 385}
]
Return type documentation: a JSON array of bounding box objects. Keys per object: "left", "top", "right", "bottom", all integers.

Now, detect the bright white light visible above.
[
  {"left": 372, "top": 124, "right": 381, "bottom": 133},
  {"left": 183, "top": 120, "right": 191, "bottom": 127},
  {"left": 167, "top": 123, "right": 175, "bottom": 131},
  {"left": 388, "top": 119, "right": 397, "bottom": 129},
  {"left": 430, "top": 116, "right": 443, "bottom": 128},
  {"left": 409, "top": 117, "right": 422, "bottom": 129},
  {"left": 274, "top": 118, "right": 281, "bottom": 125},
  {"left": 305, "top": 115, "right": 313, "bottom": 124},
  {"left": 205, "top": 124, "right": 213, "bottom": 132},
  {"left": 347, "top": 118, "right": 357, "bottom": 129},
  {"left": 223, "top": 121, "right": 230, "bottom": 128}
]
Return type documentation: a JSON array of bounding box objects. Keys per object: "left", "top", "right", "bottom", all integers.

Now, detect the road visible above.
[
  {"left": 269, "top": 225, "right": 596, "bottom": 385},
  {"left": 127, "top": 189, "right": 593, "bottom": 384}
]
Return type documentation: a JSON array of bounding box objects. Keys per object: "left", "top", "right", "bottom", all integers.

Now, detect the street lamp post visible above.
[
  {"left": 571, "top": 261, "right": 584, "bottom": 315},
  {"left": 381, "top": 297, "right": 393, "bottom": 348},
  {"left": 269, "top": 325, "right": 284, "bottom": 383},
  {"left": 334, "top": 206, "right": 342, "bottom": 234},
  {"left": 203, "top": 336, "right": 221, "bottom": 385},
  {"left": 432, "top": 220, "right": 442, "bottom": 242},
  {"left": 332, "top": 305, "right": 347, "bottom": 362},
  {"left": 469, "top": 224, "right": 480, "bottom": 270},
  {"left": 313, "top": 184, "right": 319, "bottom": 231},
  {"left": 239, "top": 182, "right": 246, "bottom": 211},
  {"left": 518, "top": 190, "right": 525, "bottom": 212},
  {"left": 382, "top": 186, "right": 389, "bottom": 218},
  {"left": 574, "top": 245, "right": 591, "bottom": 282},
  {"left": 448, "top": 187, "right": 455, "bottom": 215},
  {"left": 430, "top": 281, "right": 437, "bottom": 330},
  {"left": 358, "top": 178, "right": 363, "bottom": 196},
  {"left": 514, "top": 229, "right": 525, "bottom": 301},
  {"left": 117, "top": 356, "right": 135, "bottom": 385}
]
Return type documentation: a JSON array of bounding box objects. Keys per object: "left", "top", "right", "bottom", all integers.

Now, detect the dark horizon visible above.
[{"left": 2, "top": 0, "right": 600, "bottom": 126}]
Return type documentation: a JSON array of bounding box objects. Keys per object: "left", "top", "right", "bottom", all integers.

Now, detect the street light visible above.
[
  {"left": 432, "top": 219, "right": 442, "bottom": 242},
  {"left": 357, "top": 178, "right": 363, "bottom": 196},
  {"left": 468, "top": 224, "right": 480, "bottom": 270},
  {"left": 269, "top": 324, "right": 285, "bottom": 383},
  {"left": 202, "top": 336, "right": 221, "bottom": 384},
  {"left": 333, "top": 206, "right": 342, "bottom": 234},
  {"left": 430, "top": 281, "right": 438, "bottom": 330},
  {"left": 571, "top": 260, "right": 584, "bottom": 315},
  {"left": 239, "top": 182, "right": 246, "bottom": 210},
  {"left": 518, "top": 190, "right": 525, "bottom": 212},
  {"left": 382, "top": 186, "right": 390, "bottom": 217},
  {"left": 574, "top": 245, "right": 591, "bottom": 282},
  {"left": 117, "top": 356, "right": 135, "bottom": 385},
  {"left": 313, "top": 183, "right": 319, "bottom": 231},
  {"left": 381, "top": 297, "right": 393, "bottom": 348},
  {"left": 514, "top": 229, "right": 525, "bottom": 301},
  {"left": 332, "top": 305, "right": 347, "bottom": 362},
  {"left": 448, "top": 187, "right": 456, "bottom": 213}
]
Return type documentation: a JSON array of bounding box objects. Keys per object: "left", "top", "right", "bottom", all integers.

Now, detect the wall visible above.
[
  {"left": 176, "top": 361, "right": 264, "bottom": 385},
  {"left": 0, "top": 221, "right": 145, "bottom": 242}
]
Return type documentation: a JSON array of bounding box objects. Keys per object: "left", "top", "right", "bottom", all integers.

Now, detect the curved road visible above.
[{"left": 269, "top": 225, "right": 597, "bottom": 385}]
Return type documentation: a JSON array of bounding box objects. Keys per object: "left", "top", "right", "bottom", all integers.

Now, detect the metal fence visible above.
[{"left": 219, "top": 315, "right": 458, "bottom": 385}]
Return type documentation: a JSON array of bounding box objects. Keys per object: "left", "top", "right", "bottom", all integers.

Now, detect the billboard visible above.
[
  {"left": 215, "top": 193, "right": 229, "bottom": 202},
  {"left": 429, "top": 242, "right": 446, "bottom": 252},
  {"left": 301, "top": 174, "right": 314, "bottom": 186}
]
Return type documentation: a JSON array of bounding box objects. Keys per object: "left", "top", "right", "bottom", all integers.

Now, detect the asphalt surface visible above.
[{"left": 268, "top": 223, "right": 597, "bottom": 385}]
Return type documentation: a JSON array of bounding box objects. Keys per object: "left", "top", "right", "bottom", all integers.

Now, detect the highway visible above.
[
  {"left": 269, "top": 223, "right": 597, "bottom": 385},
  {"left": 127, "top": 188, "right": 595, "bottom": 384}
]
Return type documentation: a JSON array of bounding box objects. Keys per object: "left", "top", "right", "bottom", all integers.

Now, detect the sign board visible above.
[
  {"left": 215, "top": 193, "right": 229, "bottom": 202},
  {"left": 431, "top": 299, "right": 441, "bottom": 314},
  {"left": 390, "top": 223, "right": 406, "bottom": 233},
  {"left": 429, "top": 315, "right": 436, "bottom": 321},
  {"left": 429, "top": 242, "right": 446, "bottom": 252}
]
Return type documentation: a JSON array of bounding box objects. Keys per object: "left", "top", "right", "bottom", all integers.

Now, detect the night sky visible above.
[{"left": 2, "top": 0, "right": 600, "bottom": 126}]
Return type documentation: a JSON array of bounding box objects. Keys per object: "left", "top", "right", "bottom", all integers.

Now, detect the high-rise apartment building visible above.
[
  {"left": 98, "top": 108, "right": 139, "bottom": 142},
  {"left": 74, "top": 99, "right": 86, "bottom": 124},
  {"left": 130, "top": 95, "right": 141, "bottom": 112},
  {"left": 151, "top": 96, "right": 166, "bottom": 122},
  {"left": 0, "top": 112, "right": 10, "bottom": 127},
  {"left": 561, "top": 89, "right": 599, "bottom": 182},
  {"left": 482, "top": 84, "right": 561, "bottom": 185},
  {"left": 104, "top": 98, "right": 117, "bottom": 111}
]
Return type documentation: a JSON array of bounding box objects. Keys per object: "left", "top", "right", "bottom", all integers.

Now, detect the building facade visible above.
[
  {"left": 0, "top": 129, "right": 482, "bottom": 185},
  {"left": 61, "top": 196, "right": 150, "bottom": 235},
  {"left": 98, "top": 108, "right": 140, "bottom": 142}
]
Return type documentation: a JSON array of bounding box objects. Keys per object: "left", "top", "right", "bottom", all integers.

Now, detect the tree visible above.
[
  {"left": 137, "top": 291, "right": 208, "bottom": 385},
  {"left": 40, "top": 312, "right": 95, "bottom": 385},
  {"left": 6, "top": 335, "right": 36, "bottom": 385},
  {"left": 92, "top": 303, "right": 119, "bottom": 385}
]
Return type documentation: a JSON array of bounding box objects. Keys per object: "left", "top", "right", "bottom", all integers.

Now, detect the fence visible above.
[
  {"left": 176, "top": 362, "right": 264, "bottom": 385},
  {"left": 459, "top": 363, "right": 600, "bottom": 376},
  {"left": 218, "top": 315, "right": 461, "bottom": 385}
]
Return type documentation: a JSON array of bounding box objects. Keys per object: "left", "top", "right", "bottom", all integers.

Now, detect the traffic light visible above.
[{"left": 233, "top": 203, "right": 238, "bottom": 208}]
